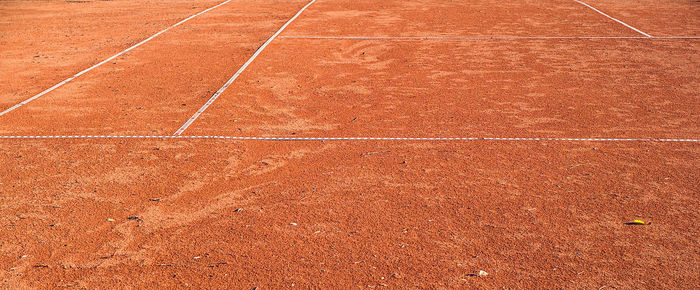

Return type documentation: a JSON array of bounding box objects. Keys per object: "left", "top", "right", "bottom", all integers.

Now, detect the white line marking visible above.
[
  {"left": 174, "top": 0, "right": 317, "bottom": 135},
  {"left": 279, "top": 36, "right": 700, "bottom": 40},
  {"left": 0, "top": 0, "right": 233, "bottom": 117},
  {"left": 0, "top": 135, "right": 698, "bottom": 143},
  {"left": 574, "top": 0, "right": 652, "bottom": 37},
  {"left": 658, "top": 36, "right": 700, "bottom": 39}
]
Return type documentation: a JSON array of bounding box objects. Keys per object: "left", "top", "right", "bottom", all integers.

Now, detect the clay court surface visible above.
[{"left": 0, "top": 0, "right": 698, "bottom": 288}]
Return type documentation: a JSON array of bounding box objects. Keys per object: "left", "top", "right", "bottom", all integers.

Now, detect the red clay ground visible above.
[
  {"left": 283, "top": 0, "right": 635, "bottom": 37},
  {"left": 1, "top": 0, "right": 698, "bottom": 288},
  {"left": 0, "top": 0, "right": 309, "bottom": 135},
  {"left": 1, "top": 140, "right": 698, "bottom": 288},
  {"left": 0, "top": 0, "right": 224, "bottom": 111},
  {"left": 584, "top": 0, "right": 700, "bottom": 36},
  {"left": 187, "top": 38, "right": 700, "bottom": 139}
]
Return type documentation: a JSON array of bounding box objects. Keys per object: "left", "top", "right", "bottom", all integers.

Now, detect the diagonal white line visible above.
[
  {"left": 574, "top": 0, "right": 652, "bottom": 37},
  {"left": 173, "top": 0, "right": 317, "bottom": 135},
  {"left": 0, "top": 0, "right": 233, "bottom": 117}
]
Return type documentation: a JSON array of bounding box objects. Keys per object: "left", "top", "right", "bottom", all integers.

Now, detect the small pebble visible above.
[
  {"left": 234, "top": 208, "right": 243, "bottom": 212},
  {"left": 127, "top": 217, "right": 139, "bottom": 220},
  {"left": 290, "top": 223, "right": 298, "bottom": 226},
  {"left": 106, "top": 218, "right": 115, "bottom": 222},
  {"left": 467, "top": 270, "right": 488, "bottom": 277}
]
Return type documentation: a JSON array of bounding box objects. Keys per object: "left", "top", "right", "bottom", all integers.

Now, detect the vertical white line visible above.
[
  {"left": 173, "top": 0, "right": 317, "bottom": 135},
  {"left": 574, "top": 0, "right": 652, "bottom": 37},
  {"left": 0, "top": 0, "right": 233, "bottom": 117}
]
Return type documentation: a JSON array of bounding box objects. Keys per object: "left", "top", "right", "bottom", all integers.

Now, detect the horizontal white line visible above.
[
  {"left": 0, "top": 0, "right": 232, "bottom": 117},
  {"left": 0, "top": 135, "right": 697, "bottom": 142},
  {"left": 279, "top": 36, "right": 700, "bottom": 40}
]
